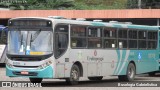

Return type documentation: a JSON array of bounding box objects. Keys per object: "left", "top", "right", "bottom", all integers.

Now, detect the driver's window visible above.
[{"left": 55, "top": 24, "right": 68, "bottom": 58}]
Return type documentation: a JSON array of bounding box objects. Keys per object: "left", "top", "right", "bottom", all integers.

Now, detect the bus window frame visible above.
[
  {"left": 54, "top": 23, "right": 69, "bottom": 59},
  {"left": 87, "top": 26, "right": 103, "bottom": 49},
  {"left": 103, "top": 27, "right": 117, "bottom": 49},
  {"left": 70, "top": 24, "right": 88, "bottom": 49},
  {"left": 117, "top": 28, "right": 128, "bottom": 49},
  {"left": 69, "top": 24, "right": 158, "bottom": 50},
  {"left": 128, "top": 29, "right": 138, "bottom": 49},
  {"left": 138, "top": 30, "right": 147, "bottom": 49},
  {"left": 147, "top": 30, "right": 158, "bottom": 49}
]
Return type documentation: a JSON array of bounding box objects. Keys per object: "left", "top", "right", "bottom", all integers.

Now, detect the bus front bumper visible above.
[{"left": 6, "top": 65, "right": 54, "bottom": 78}]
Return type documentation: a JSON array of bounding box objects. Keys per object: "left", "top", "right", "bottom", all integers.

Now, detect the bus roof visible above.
[
  {"left": 10, "top": 17, "right": 160, "bottom": 31},
  {"left": 51, "top": 18, "right": 160, "bottom": 31}
]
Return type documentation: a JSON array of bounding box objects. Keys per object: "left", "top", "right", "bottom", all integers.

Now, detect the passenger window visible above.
[
  {"left": 139, "top": 40, "right": 146, "bottom": 49},
  {"left": 139, "top": 31, "right": 146, "bottom": 39},
  {"left": 71, "top": 25, "right": 87, "bottom": 48},
  {"left": 148, "top": 41, "right": 157, "bottom": 49},
  {"left": 104, "top": 28, "right": 116, "bottom": 38},
  {"left": 128, "top": 30, "right": 137, "bottom": 49},
  {"left": 88, "top": 27, "right": 101, "bottom": 37},
  {"left": 138, "top": 30, "right": 147, "bottom": 49},
  {"left": 103, "top": 28, "right": 117, "bottom": 48},
  {"left": 129, "top": 40, "right": 137, "bottom": 48},
  {"left": 148, "top": 31, "right": 157, "bottom": 49},
  {"left": 129, "top": 30, "right": 137, "bottom": 39},
  {"left": 148, "top": 31, "right": 157, "bottom": 40},
  {"left": 118, "top": 29, "right": 127, "bottom": 49},
  {"left": 104, "top": 39, "right": 117, "bottom": 48},
  {"left": 118, "top": 40, "right": 127, "bottom": 48},
  {"left": 88, "top": 27, "right": 102, "bottom": 48},
  {"left": 118, "top": 29, "right": 127, "bottom": 38}
]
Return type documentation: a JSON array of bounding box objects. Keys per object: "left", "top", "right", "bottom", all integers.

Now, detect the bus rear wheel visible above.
[
  {"left": 29, "top": 78, "right": 43, "bottom": 83},
  {"left": 88, "top": 76, "right": 103, "bottom": 81},
  {"left": 118, "top": 63, "right": 136, "bottom": 81},
  {"left": 66, "top": 64, "right": 80, "bottom": 85}
]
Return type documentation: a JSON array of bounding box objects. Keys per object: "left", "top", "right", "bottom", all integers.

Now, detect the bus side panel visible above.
[
  {"left": 113, "top": 50, "right": 129, "bottom": 75},
  {"left": 56, "top": 64, "right": 65, "bottom": 78},
  {"left": 136, "top": 50, "right": 159, "bottom": 74},
  {"left": 67, "top": 49, "right": 159, "bottom": 77},
  {"left": 114, "top": 50, "right": 159, "bottom": 75},
  {"left": 69, "top": 49, "right": 88, "bottom": 77},
  {"left": 70, "top": 49, "right": 119, "bottom": 77},
  {"left": 55, "top": 49, "right": 71, "bottom": 78}
]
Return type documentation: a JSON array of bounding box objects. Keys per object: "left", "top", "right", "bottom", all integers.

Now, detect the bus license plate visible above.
[{"left": 21, "top": 71, "right": 29, "bottom": 75}]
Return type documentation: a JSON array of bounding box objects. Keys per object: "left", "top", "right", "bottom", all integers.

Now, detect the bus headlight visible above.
[
  {"left": 38, "top": 61, "right": 52, "bottom": 69},
  {"left": 6, "top": 63, "right": 13, "bottom": 68}
]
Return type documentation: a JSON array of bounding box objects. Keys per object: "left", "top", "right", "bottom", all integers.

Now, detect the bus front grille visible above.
[
  {"left": 12, "top": 57, "right": 41, "bottom": 61},
  {"left": 13, "top": 65, "right": 39, "bottom": 68},
  {"left": 12, "top": 71, "right": 38, "bottom": 76}
]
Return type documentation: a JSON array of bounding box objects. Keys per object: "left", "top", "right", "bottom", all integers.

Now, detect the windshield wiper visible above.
[
  {"left": 20, "top": 34, "right": 23, "bottom": 45},
  {"left": 30, "top": 29, "right": 41, "bottom": 42},
  {"left": 19, "top": 33, "right": 24, "bottom": 52}
]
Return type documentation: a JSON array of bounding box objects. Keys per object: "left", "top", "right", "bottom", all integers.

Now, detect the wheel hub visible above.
[
  {"left": 71, "top": 70, "right": 78, "bottom": 80},
  {"left": 128, "top": 68, "right": 134, "bottom": 78}
]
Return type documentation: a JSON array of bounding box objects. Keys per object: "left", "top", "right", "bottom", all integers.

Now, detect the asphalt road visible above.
[{"left": 1, "top": 67, "right": 160, "bottom": 90}]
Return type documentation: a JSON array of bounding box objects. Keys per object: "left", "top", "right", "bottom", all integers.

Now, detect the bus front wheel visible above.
[
  {"left": 118, "top": 63, "right": 136, "bottom": 81},
  {"left": 66, "top": 64, "right": 80, "bottom": 85},
  {"left": 29, "top": 78, "right": 43, "bottom": 83}
]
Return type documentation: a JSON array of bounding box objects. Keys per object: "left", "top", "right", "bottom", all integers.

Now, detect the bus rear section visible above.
[{"left": 148, "top": 30, "right": 160, "bottom": 76}]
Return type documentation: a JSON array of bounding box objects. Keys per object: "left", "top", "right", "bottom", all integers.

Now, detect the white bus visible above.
[
  {"left": 6, "top": 16, "right": 160, "bottom": 84},
  {"left": 0, "top": 25, "right": 7, "bottom": 65}
]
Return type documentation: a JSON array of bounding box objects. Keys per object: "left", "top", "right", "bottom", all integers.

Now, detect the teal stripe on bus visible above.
[
  {"left": 113, "top": 50, "right": 120, "bottom": 75},
  {"left": 128, "top": 25, "right": 158, "bottom": 30},
  {"left": 91, "top": 22, "right": 105, "bottom": 26}
]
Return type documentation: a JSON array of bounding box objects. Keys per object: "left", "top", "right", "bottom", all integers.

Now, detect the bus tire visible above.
[
  {"left": 88, "top": 76, "right": 103, "bottom": 81},
  {"left": 118, "top": 63, "right": 136, "bottom": 81},
  {"left": 29, "top": 78, "right": 43, "bottom": 83},
  {"left": 66, "top": 64, "right": 80, "bottom": 85}
]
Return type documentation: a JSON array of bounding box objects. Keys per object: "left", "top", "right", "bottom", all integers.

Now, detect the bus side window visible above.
[
  {"left": 103, "top": 27, "right": 117, "bottom": 48},
  {"left": 118, "top": 29, "right": 127, "bottom": 49},
  {"left": 148, "top": 31, "right": 157, "bottom": 49},
  {"left": 138, "top": 30, "right": 147, "bottom": 49},
  {"left": 71, "top": 25, "right": 87, "bottom": 48},
  {"left": 128, "top": 30, "right": 137, "bottom": 49},
  {"left": 55, "top": 24, "right": 68, "bottom": 58},
  {"left": 88, "top": 27, "right": 102, "bottom": 48}
]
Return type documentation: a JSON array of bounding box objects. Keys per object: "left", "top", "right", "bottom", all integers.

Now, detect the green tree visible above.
[
  {"left": 127, "top": 0, "right": 160, "bottom": 9},
  {"left": 45, "top": 0, "right": 74, "bottom": 9}
]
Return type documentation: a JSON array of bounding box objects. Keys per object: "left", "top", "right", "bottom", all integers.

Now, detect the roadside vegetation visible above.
[{"left": 0, "top": 0, "right": 159, "bottom": 10}]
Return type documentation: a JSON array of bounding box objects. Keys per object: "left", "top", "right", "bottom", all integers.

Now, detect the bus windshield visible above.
[{"left": 7, "top": 28, "right": 53, "bottom": 55}]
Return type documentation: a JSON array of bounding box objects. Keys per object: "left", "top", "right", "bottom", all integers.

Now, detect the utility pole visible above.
[
  {"left": 138, "top": 0, "right": 142, "bottom": 9},
  {"left": 157, "top": 19, "right": 160, "bottom": 26}
]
